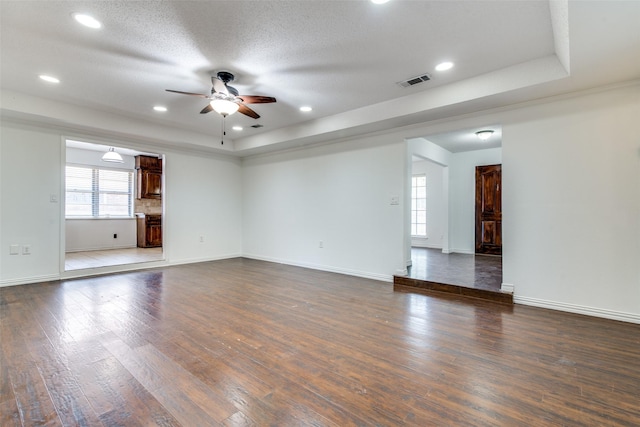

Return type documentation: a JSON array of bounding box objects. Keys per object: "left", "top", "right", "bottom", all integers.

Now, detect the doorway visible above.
[
  {"left": 405, "top": 128, "right": 503, "bottom": 293},
  {"left": 64, "top": 140, "right": 165, "bottom": 271}
]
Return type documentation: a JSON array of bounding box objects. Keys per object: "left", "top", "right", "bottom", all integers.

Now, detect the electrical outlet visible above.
[
  {"left": 22, "top": 245, "right": 31, "bottom": 255},
  {"left": 199, "top": 236, "right": 204, "bottom": 243},
  {"left": 113, "top": 233, "right": 118, "bottom": 239},
  {"left": 319, "top": 241, "right": 323, "bottom": 248}
]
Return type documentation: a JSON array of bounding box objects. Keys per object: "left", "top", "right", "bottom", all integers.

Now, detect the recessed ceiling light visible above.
[
  {"left": 371, "top": 0, "right": 391, "bottom": 4},
  {"left": 232, "top": 126, "right": 243, "bottom": 131},
  {"left": 300, "top": 106, "right": 312, "bottom": 112},
  {"left": 72, "top": 13, "right": 102, "bottom": 29},
  {"left": 435, "top": 61, "right": 454, "bottom": 71},
  {"left": 39, "top": 75, "right": 60, "bottom": 84},
  {"left": 153, "top": 106, "right": 167, "bottom": 112}
]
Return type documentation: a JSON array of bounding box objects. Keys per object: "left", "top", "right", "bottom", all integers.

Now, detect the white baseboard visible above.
[
  {"left": 501, "top": 283, "right": 515, "bottom": 293},
  {"left": 243, "top": 254, "right": 393, "bottom": 283},
  {"left": 65, "top": 244, "right": 137, "bottom": 253},
  {"left": 166, "top": 253, "right": 241, "bottom": 267},
  {"left": 515, "top": 296, "right": 640, "bottom": 324},
  {"left": 0, "top": 274, "right": 61, "bottom": 288}
]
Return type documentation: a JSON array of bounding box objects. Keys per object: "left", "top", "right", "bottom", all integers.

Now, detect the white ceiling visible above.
[{"left": 1, "top": 1, "right": 639, "bottom": 156}]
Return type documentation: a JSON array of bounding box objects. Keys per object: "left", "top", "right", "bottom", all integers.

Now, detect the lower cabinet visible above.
[{"left": 136, "top": 214, "right": 162, "bottom": 248}]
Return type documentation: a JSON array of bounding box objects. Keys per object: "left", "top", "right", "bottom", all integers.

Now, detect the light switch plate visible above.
[{"left": 10, "top": 245, "right": 20, "bottom": 255}]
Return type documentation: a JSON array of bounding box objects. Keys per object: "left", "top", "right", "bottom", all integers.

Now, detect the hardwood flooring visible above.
[
  {"left": 1, "top": 258, "right": 638, "bottom": 426},
  {"left": 65, "top": 247, "right": 164, "bottom": 271}
]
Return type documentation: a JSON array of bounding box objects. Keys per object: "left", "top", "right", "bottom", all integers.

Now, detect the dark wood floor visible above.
[{"left": 1, "top": 258, "right": 639, "bottom": 426}]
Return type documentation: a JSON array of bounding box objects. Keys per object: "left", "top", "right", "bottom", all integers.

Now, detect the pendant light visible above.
[{"left": 101, "top": 147, "right": 124, "bottom": 163}]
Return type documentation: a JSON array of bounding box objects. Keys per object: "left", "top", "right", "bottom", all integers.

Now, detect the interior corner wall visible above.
[
  {"left": 242, "top": 135, "right": 406, "bottom": 281},
  {"left": 502, "top": 84, "right": 640, "bottom": 321}
]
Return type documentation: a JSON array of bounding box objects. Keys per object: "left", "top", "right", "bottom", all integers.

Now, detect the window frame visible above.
[
  {"left": 65, "top": 164, "right": 134, "bottom": 219},
  {"left": 411, "top": 174, "right": 427, "bottom": 238}
]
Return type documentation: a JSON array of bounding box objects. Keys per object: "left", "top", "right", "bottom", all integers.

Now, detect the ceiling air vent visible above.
[
  {"left": 250, "top": 124, "right": 264, "bottom": 128},
  {"left": 397, "top": 74, "right": 431, "bottom": 88}
]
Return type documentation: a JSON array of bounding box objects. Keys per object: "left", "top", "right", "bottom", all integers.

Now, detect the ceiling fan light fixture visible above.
[
  {"left": 101, "top": 147, "right": 124, "bottom": 163},
  {"left": 210, "top": 99, "right": 239, "bottom": 117},
  {"left": 475, "top": 130, "right": 494, "bottom": 141},
  {"left": 72, "top": 13, "right": 102, "bottom": 29}
]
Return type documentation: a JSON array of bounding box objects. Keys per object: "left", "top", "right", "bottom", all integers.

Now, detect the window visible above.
[
  {"left": 411, "top": 174, "right": 427, "bottom": 237},
  {"left": 65, "top": 165, "right": 133, "bottom": 218}
]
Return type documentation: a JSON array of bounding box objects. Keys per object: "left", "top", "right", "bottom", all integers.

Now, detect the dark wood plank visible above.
[{"left": 1, "top": 258, "right": 639, "bottom": 426}]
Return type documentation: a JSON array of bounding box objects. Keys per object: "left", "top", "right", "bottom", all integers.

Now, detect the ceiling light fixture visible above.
[
  {"left": 475, "top": 130, "right": 494, "bottom": 141},
  {"left": 210, "top": 98, "right": 239, "bottom": 117},
  {"left": 39, "top": 75, "right": 60, "bottom": 84},
  {"left": 73, "top": 13, "right": 102, "bottom": 29},
  {"left": 435, "top": 61, "right": 454, "bottom": 71},
  {"left": 300, "top": 106, "right": 312, "bottom": 112},
  {"left": 153, "top": 106, "right": 167, "bottom": 112},
  {"left": 232, "top": 126, "right": 243, "bottom": 131},
  {"left": 101, "top": 147, "right": 124, "bottom": 163},
  {"left": 371, "top": 0, "right": 391, "bottom": 4}
]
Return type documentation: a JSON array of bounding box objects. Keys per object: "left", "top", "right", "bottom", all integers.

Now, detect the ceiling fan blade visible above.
[
  {"left": 211, "top": 77, "right": 229, "bottom": 95},
  {"left": 238, "top": 104, "right": 260, "bottom": 119},
  {"left": 200, "top": 104, "right": 213, "bottom": 114},
  {"left": 238, "top": 95, "right": 276, "bottom": 104},
  {"left": 166, "top": 89, "right": 209, "bottom": 98}
]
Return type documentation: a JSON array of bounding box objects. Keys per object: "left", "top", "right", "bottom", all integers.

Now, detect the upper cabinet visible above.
[{"left": 136, "top": 155, "right": 162, "bottom": 199}]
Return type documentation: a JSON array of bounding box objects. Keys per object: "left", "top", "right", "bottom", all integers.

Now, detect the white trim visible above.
[
  {"left": 501, "top": 282, "right": 515, "bottom": 293},
  {"left": 65, "top": 244, "right": 137, "bottom": 253},
  {"left": 243, "top": 254, "right": 393, "bottom": 283},
  {"left": 515, "top": 296, "right": 640, "bottom": 324},
  {"left": 0, "top": 274, "right": 60, "bottom": 288},
  {"left": 165, "top": 253, "right": 242, "bottom": 267}
]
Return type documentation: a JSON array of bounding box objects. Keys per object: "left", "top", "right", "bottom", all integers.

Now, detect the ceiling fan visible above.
[{"left": 166, "top": 71, "right": 276, "bottom": 119}]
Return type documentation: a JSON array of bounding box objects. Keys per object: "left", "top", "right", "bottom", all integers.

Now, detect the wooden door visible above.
[{"left": 475, "top": 164, "right": 502, "bottom": 255}]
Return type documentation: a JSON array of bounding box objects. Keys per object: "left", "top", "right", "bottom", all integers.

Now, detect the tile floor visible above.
[
  {"left": 407, "top": 247, "right": 502, "bottom": 292},
  {"left": 65, "top": 247, "right": 164, "bottom": 271}
]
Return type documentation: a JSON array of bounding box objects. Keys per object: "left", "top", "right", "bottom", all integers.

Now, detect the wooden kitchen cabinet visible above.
[
  {"left": 137, "top": 214, "right": 162, "bottom": 247},
  {"left": 135, "top": 155, "right": 162, "bottom": 199}
]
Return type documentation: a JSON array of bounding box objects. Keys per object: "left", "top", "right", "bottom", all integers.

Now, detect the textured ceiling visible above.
[{"left": 1, "top": 1, "right": 639, "bottom": 156}]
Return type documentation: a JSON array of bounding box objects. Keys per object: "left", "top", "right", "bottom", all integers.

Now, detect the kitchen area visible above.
[
  {"left": 64, "top": 141, "right": 164, "bottom": 271},
  {"left": 135, "top": 154, "right": 163, "bottom": 249}
]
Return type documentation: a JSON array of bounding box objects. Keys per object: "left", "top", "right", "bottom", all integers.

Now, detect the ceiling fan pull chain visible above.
[{"left": 221, "top": 117, "right": 226, "bottom": 145}]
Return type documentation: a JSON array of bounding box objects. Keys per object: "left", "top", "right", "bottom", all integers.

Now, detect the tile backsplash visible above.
[{"left": 135, "top": 198, "right": 162, "bottom": 214}]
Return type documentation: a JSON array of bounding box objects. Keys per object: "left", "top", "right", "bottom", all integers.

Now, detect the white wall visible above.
[
  {"left": 0, "top": 120, "right": 243, "bottom": 285},
  {"left": 448, "top": 148, "right": 502, "bottom": 254},
  {"left": 411, "top": 160, "right": 446, "bottom": 249},
  {"left": 66, "top": 219, "right": 136, "bottom": 252},
  {"left": 164, "top": 151, "right": 242, "bottom": 264},
  {"left": 242, "top": 136, "right": 406, "bottom": 281},
  {"left": 0, "top": 124, "right": 63, "bottom": 283},
  {"left": 502, "top": 84, "right": 640, "bottom": 321}
]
